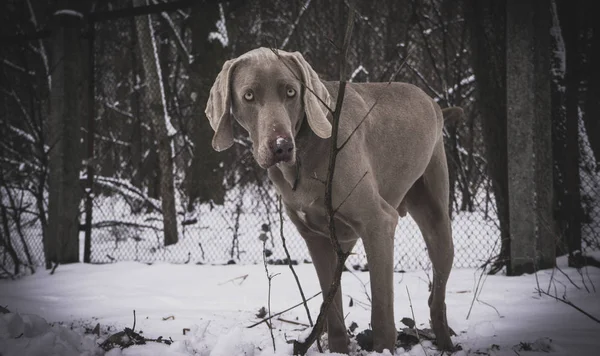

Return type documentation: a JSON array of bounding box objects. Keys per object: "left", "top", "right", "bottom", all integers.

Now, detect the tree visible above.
[
  {"left": 132, "top": 0, "right": 178, "bottom": 246},
  {"left": 464, "top": 0, "right": 510, "bottom": 273},
  {"left": 183, "top": 2, "right": 229, "bottom": 209}
]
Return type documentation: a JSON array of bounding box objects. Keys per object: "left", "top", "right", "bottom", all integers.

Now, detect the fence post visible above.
[
  {"left": 83, "top": 20, "right": 95, "bottom": 263},
  {"left": 46, "top": 5, "right": 89, "bottom": 265},
  {"left": 506, "top": 0, "right": 556, "bottom": 275}
]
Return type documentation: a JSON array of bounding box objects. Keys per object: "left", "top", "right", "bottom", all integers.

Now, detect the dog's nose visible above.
[{"left": 272, "top": 136, "right": 294, "bottom": 162}]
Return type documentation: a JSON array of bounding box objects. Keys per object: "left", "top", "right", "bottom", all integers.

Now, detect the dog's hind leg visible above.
[
  {"left": 359, "top": 200, "right": 399, "bottom": 353},
  {"left": 405, "top": 141, "right": 455, "bottom": 351}
]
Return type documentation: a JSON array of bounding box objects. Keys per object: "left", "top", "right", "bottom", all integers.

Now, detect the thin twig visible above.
[
  {"left": 336, "top": 48, "right": 414, "bottom": 152},
  {"left": 577, "top": 265, "right": 591, "bottom": 293},
  {"left": 278, "top": 196, "right": 314, "bottom": 327},
  {"left": 555, "top": 265, "right": 582, "bottom": 290},
  {"left": 269, "top": 48, "right": 333, "bottom": 114},
  {"left": 262, "top": 240, "right": 279, "bottom": 352},
  {"left": 536, "top": 288, "right": 600, "bottom": 324},
  {"left": 277, "top": 317, "right": 310, "bottom": 327},
  {"left": 218, "top": 274, "right": 249, "bottom": 286},
  {"left": 407, "top": 286, "right": 429, "bottom": 356},
  {"left": 345, "top": 268, "right": 372, "bottom": 305},
  {"left": 546, "top": 266, "right": 557, "bottom": 294},
  {"left": 333, "top": 171, "right": 368, "bottom": 214},
  {"left": 132, "top": 310, "right": 137, "bottom": 333},
  {"left": 247, "top": 292, "right": 322, "bottom": 328},
  {"left": 583, "top": 264, "right": 596, "bottom": 292}
]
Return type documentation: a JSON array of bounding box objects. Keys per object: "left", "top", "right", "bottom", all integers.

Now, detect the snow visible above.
[
  {"left": 280, "top": 0, "right": 312, "bottom": 50},
  {"left": 159, "top": 11, "right": 193, "bottom": 65},
  {"left": 147, "top": 13, "right": 177, "bottom": 138},
  {"left": 53, "top": 9, "right": 84, "bottom": 19},
  {"left": 208, "top": 4, "right": 229, "bottom": 48},
  {"left": 550, "top": 1, "right": 566, "bottom": 78},
  {"left": 349, "top": 65, "right": 369, "bottom": 83},
  {"left": 1, "top": 256, "right": 599, "bottom": 355}
]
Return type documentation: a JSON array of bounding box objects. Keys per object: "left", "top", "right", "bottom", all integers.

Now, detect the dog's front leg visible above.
[
  {"left": 303, "top": 234, "right": 350, "bottom": 354},
  {"left": 285, "top": 208, "right": 353, "bottom": 354}
]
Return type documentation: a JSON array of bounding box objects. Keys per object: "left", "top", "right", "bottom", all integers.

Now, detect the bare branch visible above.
[
  {"left": 154, "top": 2, "right": 192, "bottom": 67},
  {"left": 247, "top": 292, "right": 321, "bottom": 328},
  {"left": 261, "top": 239, "right": 278, "bottom": 352},
  {"left": 536, "top": 288, "right": 600, "bottom": 324},
  {"left": 406, "top": 286, "right": 430, "bottom": 356},
  {"left": 281, "top": 0, "right": 312, "bottom": 49},
  {"left": 334, "top": 171, "right": 368, "bottom": 214},
  {"left": 337, "top": 49, "right": 412, "bottom": 152},
  {"left": 269, "top": 47, "right": 334, "bottom": 114},
  {"left": 278, "top": 196, "right": 314, "bottom": 327},
  {"left": 293, "top": 1, "right": 356, "bottom": 354}
]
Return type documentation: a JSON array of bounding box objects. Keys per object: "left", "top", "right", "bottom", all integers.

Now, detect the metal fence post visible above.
[{"left": 83, "top": 20, "right": 95, "bottom": 263}]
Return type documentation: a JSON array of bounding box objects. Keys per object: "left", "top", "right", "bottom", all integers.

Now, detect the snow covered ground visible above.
[{"left": 1, "top": 255, "right": 599, "bottom": 356}]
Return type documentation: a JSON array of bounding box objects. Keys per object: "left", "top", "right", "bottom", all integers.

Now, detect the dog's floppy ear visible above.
[
  {"left": 205, "top": 58, "right": 238, "bottom": 151},
  {"left": 290, "top": 52, "right": 332, "bottom": 138}
]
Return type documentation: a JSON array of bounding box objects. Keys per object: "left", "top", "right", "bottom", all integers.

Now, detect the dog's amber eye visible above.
[
  {"left": 286, "top": 88, "right": 296, "bottom": 98},
  {"left": 244, "top": 91, "right": 254, "bottom": 101}
]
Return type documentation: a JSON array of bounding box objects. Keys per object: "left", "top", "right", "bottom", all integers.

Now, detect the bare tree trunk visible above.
[
  {"left": 464, "top": 0, "right": 510, "bottom": 273},
  {"left": 0, "top": 202, "right": 21, "bottom": 275},
  {"left": 46, "top": 4, "right": 88, "bottom": 265},
  {"left": 506, "top": 0, "right": 555, "bottom": 275},
  {"left": 130, "top": 19, "right": 144, "bottom": 192},
  {"left": 133, "top": 0, "right": 178, "bottom": 246},
  {"left": 184, "top": 2, "right": 228, "bottom": 209}
]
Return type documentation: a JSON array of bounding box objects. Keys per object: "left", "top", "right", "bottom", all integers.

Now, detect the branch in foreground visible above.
[
  {"left": 262, "top": 240, "right": 279, "bottom": 352},
  {"left": 279, "top": 196, "right": 314, "bottom": 327},
  {"left": 247, "top": 292, "right": 322, "bottom": 329},
  {"left": 293, "top": 1, "right": 356, "bottom": 354},
  {"left": 536, "top": 288, "right": 600, "bottom": 324}
]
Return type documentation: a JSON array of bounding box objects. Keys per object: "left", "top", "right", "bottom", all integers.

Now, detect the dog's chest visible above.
[{"left": 268, "top": 166, "right": 326, "bottom": 215}]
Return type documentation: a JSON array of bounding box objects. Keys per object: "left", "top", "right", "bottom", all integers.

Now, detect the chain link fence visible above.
[{"left": 1, "top": 1, "right": 598, "bottom": 277}]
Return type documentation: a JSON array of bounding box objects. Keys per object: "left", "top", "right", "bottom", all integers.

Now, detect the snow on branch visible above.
[
  {"left": 8, "top": 125, "right": 36, "bottom": 144},
  {"left": 147, "top": 13, "right": 177, "bottom": 137},
  {"left": 53, "top": 9, "right": 84, "bottom": 18},
  {"left": 349, "top": 65, "right": 369, "bottom": 82},
  {"left": 208, "top": 3, "right": 229, "bottom": 47},
  {"left": 281, "top": 0, "right": 312, "bottom": 49},
  {"left": 152, "top": 0, "right": 193, "bottom": 65},
  {"left": 25, "top": 0, "right": 51, "bottom": 89},
  {"left": 93, "top": 175, "right": 162, "bottom": 213}
]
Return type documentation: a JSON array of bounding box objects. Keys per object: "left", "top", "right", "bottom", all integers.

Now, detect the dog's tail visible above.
[{"left": 442, "top": 107, "right": 464, "bottom": 126}]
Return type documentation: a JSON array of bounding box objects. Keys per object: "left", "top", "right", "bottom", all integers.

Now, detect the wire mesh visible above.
[{"left": 1, "top": 1, "right": 598, "bottom": 278}]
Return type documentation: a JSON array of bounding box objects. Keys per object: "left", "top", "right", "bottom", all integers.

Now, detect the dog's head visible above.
[{"left": 205, "top": 48, "right": 331, "bottom": 169}]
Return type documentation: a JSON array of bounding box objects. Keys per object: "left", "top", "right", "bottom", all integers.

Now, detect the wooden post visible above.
[
  {"left": 506, "top": 0, "right": 556, "bottom": 275},
  {"left": 46, "top": 5, "right": 89, "bottom": 265}
]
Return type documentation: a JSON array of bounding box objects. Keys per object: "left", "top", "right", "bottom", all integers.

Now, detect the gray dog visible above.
[{"left": 205, "top": 48, "right": 459, "bottom": 354}]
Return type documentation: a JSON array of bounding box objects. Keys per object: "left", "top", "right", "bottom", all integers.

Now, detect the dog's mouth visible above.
[
  {"left": 256, "top": 154, "right": 296, "bottom": 169},
  {"left": 255, "top": 143, "right": 296, "bottom": 169}
]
